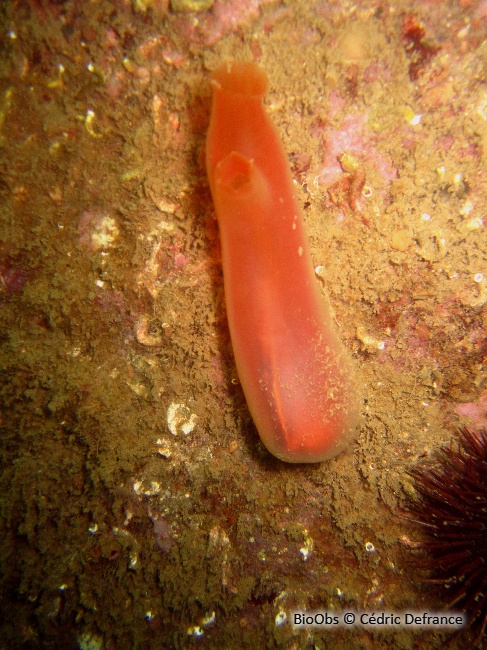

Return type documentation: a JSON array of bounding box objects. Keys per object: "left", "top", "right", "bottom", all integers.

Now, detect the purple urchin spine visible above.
[{"left": 405, "top": 426, "right": 487, "bottom": 643}]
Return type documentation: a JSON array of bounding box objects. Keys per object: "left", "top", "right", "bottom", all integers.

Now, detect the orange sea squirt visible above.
[{"left": 206, "top": 61, "right": 361, "bottom": 463}]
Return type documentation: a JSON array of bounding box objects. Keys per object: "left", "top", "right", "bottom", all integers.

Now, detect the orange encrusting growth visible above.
[{"left": 206, "top": 61, "right": 360, "bottom": 463}]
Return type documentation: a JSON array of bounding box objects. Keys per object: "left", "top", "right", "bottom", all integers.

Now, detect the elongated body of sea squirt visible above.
[{"left": 206, "top": 61, "right": 361, "bottom": 463}]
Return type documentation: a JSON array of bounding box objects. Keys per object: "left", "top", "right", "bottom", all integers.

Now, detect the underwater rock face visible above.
[{"left": 1, "top": 0, "right": 486, "bottom": 648}]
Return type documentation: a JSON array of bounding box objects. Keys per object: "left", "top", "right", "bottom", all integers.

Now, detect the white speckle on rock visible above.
[{"left": 167, "top": 402, "right": 197, "bottom": 435}]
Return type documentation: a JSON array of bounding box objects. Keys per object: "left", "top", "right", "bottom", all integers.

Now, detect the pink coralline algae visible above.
[
  {"left": 151, "top": 517, "right": 175, "bottom": 553},
  {"left": 0, "top": 258, "right": 30, "bottom": 296},
  {"left": 174, "top": 0, "right": 276, "bottom": 45},
  {"left": 456, "top": 389, "right": 487, "bottom": 430},
  {"left": 313, "top": 107, "right": 397, "bottom": 198}
]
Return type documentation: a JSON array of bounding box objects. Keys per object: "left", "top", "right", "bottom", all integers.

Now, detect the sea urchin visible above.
[{"left": 406, "top": 426, "right": 487, "bottom": 642}]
